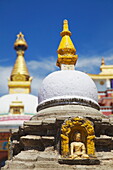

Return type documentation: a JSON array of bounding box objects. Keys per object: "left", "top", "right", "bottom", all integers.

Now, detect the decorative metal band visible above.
[{"left": 37, "top": 98, "right": 100, "bottom": 112}]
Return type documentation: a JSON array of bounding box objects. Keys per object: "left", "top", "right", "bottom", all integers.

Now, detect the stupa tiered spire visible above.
[
  {"left": 11, "top": 32, "right": 30, "bottom": 80},
  {"left": 8, "top": 32, "right": 32, "bottom": 94},
  {"left": 56, "top": 20, "right": 78, "bottom": 69}
]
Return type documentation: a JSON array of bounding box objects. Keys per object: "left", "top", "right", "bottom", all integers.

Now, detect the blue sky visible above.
[{"left": 0, "top": 0, "right": 113, "bottom": 96}]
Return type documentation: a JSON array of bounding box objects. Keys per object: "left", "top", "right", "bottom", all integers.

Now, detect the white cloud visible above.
[
  {"left": 76, "top": 55, "right": 101, "bottom": 73},
  {"left": 76, "top": 54, "right": 113, "bottom": 73},
  {"left": 31, "top": 77, "right": 43, "bottom": 96},
  {"left": 104, "top": 55, "right": 113, "bottom": 62},
  {"left": 27, "top": 57, "right": 57, "bottom": 72},
  {"left": 0, "top": 66, "right": 12, "bottom": 95}
]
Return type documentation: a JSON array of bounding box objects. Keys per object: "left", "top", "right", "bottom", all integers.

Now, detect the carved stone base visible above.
[{"left": 58, "top": 158, "right": 100, "bottom": 165}]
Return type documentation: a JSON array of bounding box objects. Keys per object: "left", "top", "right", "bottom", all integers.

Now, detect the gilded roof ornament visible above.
[
  {"left": 8, "top": 32, "right": 32, "bottom": 94},
  {"left": 101, "top": 57, "right": 105, "bottom": 65},
  {"left": 60, "top": 19, "right": 72, "bottom": 37},
  {"left": 88, "top": 57, "right": 113, "bottom": 78},
  {"left": 56, "top": 20, "right": 78, "bottom": 68},
  {"left": 14, "top": 32, "right": 28, "bottom": 51},
  {"left": 11, "top": 32, "right": 30, "bottom": 80}
]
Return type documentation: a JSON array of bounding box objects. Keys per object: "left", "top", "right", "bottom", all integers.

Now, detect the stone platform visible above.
[{"left": 2, "top": 150, "right": 113, "bottom": 170}]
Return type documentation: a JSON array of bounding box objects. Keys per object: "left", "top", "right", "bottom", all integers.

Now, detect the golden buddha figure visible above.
[{"left": 69, "top": 132, "right": 89, "bottom": 159}]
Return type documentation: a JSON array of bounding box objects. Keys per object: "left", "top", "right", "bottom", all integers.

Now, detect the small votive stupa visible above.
[{"left": 2, "top": 20, "right": 113, "bottom": 170}]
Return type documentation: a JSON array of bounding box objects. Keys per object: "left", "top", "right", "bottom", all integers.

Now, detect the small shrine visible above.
[{"left": 2, "top": 20, "right": 113, "bottom": 170}]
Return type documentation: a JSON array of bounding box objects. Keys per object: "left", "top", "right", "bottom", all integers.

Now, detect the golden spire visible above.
[
  {"left": 101, "top": 57, "right": 105, "bottom": 65},
  {"left": 11, "top": 32, "right": 30, "bottom": 80},
  {"left": 56, "top": 20, "right": 78, "bottom": 68},
  {"left": 8, "top": 32, "right": 32, "bottom": 94},
  {"left": 100, "top": 57, "right": 106, "bottom": 72}
]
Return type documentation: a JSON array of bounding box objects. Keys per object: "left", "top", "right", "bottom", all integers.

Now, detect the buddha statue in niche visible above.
[{"left": 69, "top": 132, "right": 89, "bottom": 159}]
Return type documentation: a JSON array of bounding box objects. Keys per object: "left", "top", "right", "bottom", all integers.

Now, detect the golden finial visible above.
[
  {"left": 9, "top": 33, "right": 30, "bottom": 88},
  {"left": 101, "top": 57, "right": 105, "bottom": 65},
  {"left": 14, "top": 32, "right": 28, "bottom": 51},
  {"left": 60, "top": 19, "right": 71, "bottom": 37},
  {"left": 8, "top": 32, "right": 32, "bottom": 94},
  {"left": 11, "top": 32, "right": 29, "bottom": 78},
  {"left": 17, "top": 32, "right": 24, "bottom": 39},
  {"left": 56, "top": 20, "right": 78, "bottom": 68}
]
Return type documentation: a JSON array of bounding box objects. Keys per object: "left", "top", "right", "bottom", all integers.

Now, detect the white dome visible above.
[
  {"left": 0, "top": 93, "right": 38, "bottom": 114},
  {"left": 38, "top": 70, "right": 98, "bottom": 105}
]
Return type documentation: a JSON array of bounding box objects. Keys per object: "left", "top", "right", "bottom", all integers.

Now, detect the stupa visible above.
[
  {"left": 0, "top": 33, "right": 37, "bottom": 166},
  {"left": 2, "top": 20, "right": 113, "bottom": 170}
]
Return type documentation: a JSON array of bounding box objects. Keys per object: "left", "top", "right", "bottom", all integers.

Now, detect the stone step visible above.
[
  {"left": 35, "top": 161, "right": 61, "bottom": 168},
  {"left": 37, "top": 156, "right": 58, "bottom": 161},
  {"left": 2, "top": 161, "right": 35, "bottom": 170},
  {"left": 34, "top": 168, "right": 74, "bottom": 170},
  {"left": 2, "top": 162, "right": 113, "bottom": 170},
  {"left": 33, "top": 165, "right": 113, "bottom": 170}
]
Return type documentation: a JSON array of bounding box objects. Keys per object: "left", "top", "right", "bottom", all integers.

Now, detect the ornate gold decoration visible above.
[
  {"left": 61, "top": 117, "right": 95, "bottom": 158},
  {"left": 8, "top": 32, "right": 32, "bottom": 94},
  {"left": 100, "top": 81, "right": 104, "bottom": 85},
  {"left": 14, "top": 32, "right": 28, "bottom": 51},
  {"left": 8, "top": 130, "right": 13, "bottom": 160},
  {"left": 12, "top": 73, "right": 26, "bottom": 81},
  {"left": 56, "top": 20, "right": 78, "bottom": 68},
  {"left": 10, "top": 99, "right": 24, "bottom": 114}
]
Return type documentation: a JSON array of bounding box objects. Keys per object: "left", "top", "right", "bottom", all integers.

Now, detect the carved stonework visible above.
[{"left": 61, "top": 117, "right": 95, "bottom": 158}]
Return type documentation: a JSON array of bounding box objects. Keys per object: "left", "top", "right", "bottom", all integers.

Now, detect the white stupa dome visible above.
[
  {"left": 0, "top": 93, "right": 38, "bottom": 114},
  {"left": 38, "top": 70, "right": 99, "bottom": 111}
]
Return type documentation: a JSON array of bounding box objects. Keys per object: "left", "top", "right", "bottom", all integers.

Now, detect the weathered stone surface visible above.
[
  {"left": 2, "top": 160, "right": 35, "bottom": 169},
  {"left": 102, "top": 118, "right": 110, "bottom": 123},
  {"left": 2, "top": 150, "right": 113, "bottom": 170},
  {"left": 95, "top": 136, "right": 113, "bottom": 152},
  {"left": 96, "top": 151, "right": 113, "bottom": 160},
  {"left": 20, "top": 135, "right": 44, "bottom": 150},
  {"left": 12, "top": 140, "right": 24, "bottom": 156},
  {"left": 32, "top": 105, "right": 103, "bottom": 120},
  {"left": 41, "top": 136, "right": 54, "bottom": 147},
  {"left": 24, "top": 120, "right": 42, "bottom": 126},
  {"left": 20, "top": 135, "right": 55, "bottom": 151},
  {"left": 13, "top": 150, "right": 39, "bottom": 161},
  {"left": 24, "top": 125, "right": 48, "bottom": 136},
  {"left": 21, "top": 135, "right": 41, "bottom": 143},
  {"left": 42, "top": 118, "right": 56, "bottom": 125},
  {"left": 35, "top": 161, "right": 60, "bottom": 168}
]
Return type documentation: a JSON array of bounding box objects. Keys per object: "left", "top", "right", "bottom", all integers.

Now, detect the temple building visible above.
[
  {"left": 88, "top": 58, "right": 113, "bottom": 116},
  {"left": 2, "top": 20, "right": 113, "bottom": 170},
  {"left": 0, "top": 33, "right": 37, "bottom": 166}
]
